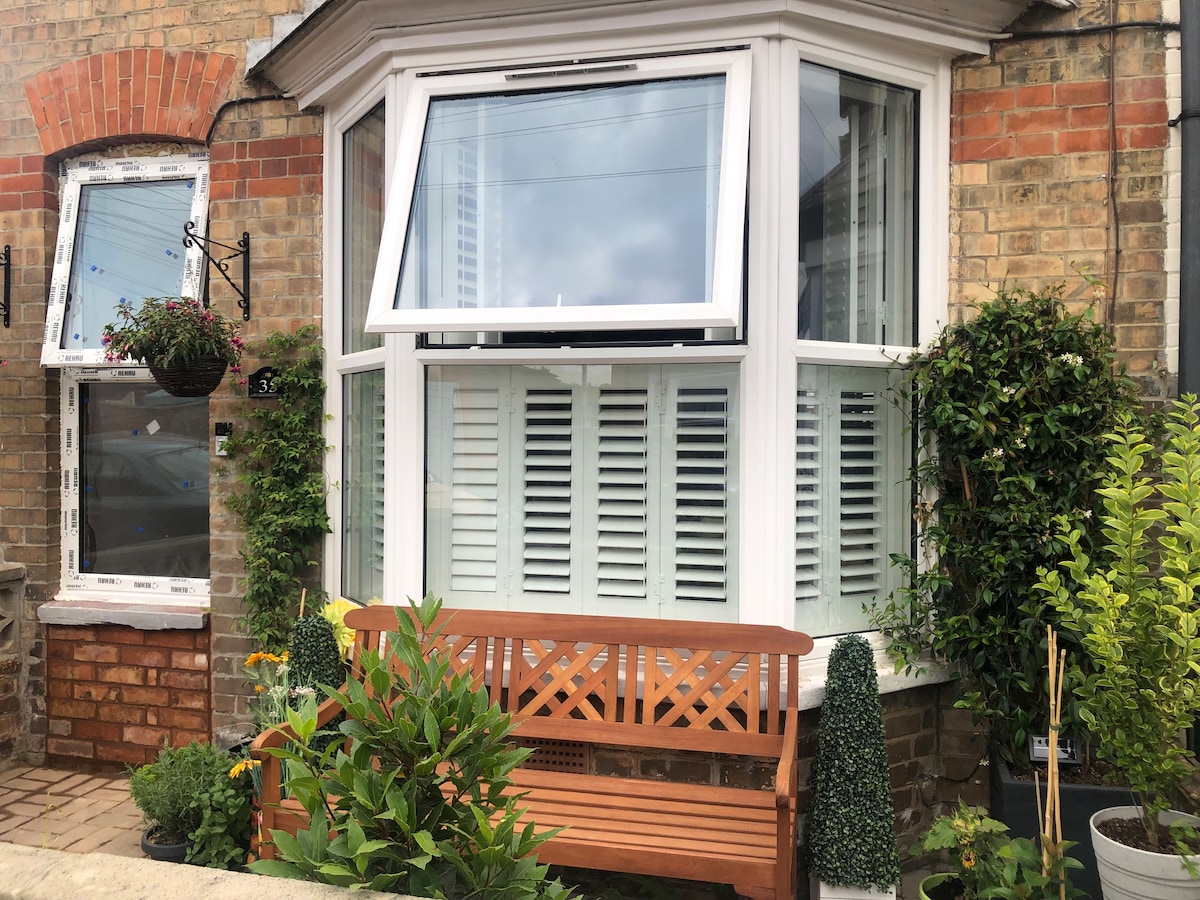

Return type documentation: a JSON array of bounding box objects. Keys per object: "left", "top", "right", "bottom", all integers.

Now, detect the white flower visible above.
[
  {"left": 1013, "top": 438, "right": 1026, "bottom": 449},
  {"left": 985, "top": 447, "right": 1004, "bottom": 461},
  {"left": 1001, "top": 386, "right": 1016, "bottom": 397},
  {"left": 293, "top": 685, "right": 316, "bottom": 697},
  {"left": 1058, "top": 353, "right": 1084, "bottom": 367}
]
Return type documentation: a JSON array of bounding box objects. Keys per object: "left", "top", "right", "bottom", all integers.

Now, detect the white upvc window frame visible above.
[
  {"left": 364, "top": 50, "right": 752, "bottom": 335},
  {"left": 41, "top": 154, "right": 211, "bottom": 368}
]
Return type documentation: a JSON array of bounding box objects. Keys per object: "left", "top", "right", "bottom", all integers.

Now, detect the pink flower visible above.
[{"left": 165, "top": 301, "right": 178, "bottom": 311}]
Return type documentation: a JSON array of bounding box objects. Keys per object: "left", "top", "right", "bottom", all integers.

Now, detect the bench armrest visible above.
[
  {"left": 774, "top": 707, "right": 799, "bottom": 811},
  {"left": 248, "top": 690, "right": 345, "bottom": 809}
]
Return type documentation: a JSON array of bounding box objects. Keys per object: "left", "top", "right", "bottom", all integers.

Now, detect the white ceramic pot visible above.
[
  {"left": 810, "top": 879, "right": 897, "bottom": 900},
  {"left": 1091, "top": 805, "right": 1200, "bottom": 900}
]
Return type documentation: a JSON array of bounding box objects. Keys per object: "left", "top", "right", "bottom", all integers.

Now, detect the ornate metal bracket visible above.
[
  {"left": 183, "top": 221, "right": 251, "bottom": 320},
  {"left": 1, "top": 245, "right": 10, "bottom": 329}
]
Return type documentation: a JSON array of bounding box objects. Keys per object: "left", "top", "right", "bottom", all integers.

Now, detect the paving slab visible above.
[{"left": 0, "top": 844, "right": 406, "bottom": 900}]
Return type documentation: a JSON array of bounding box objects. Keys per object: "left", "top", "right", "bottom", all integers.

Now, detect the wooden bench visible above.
[{"left": 252, "top": 606, "right": 814, "bottom": 900}]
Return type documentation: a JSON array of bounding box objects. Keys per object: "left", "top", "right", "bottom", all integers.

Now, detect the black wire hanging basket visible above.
[{"left": 148, "top": 355, "right": 229, "bottom": 397}]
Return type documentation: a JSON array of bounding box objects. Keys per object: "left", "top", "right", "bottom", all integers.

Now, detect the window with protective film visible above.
[
  {"left": 41, "top": 155, "right": 209, "bottom": 367},
  {"left": 366, "top": 51, "right": 750, "bottom": 334}
]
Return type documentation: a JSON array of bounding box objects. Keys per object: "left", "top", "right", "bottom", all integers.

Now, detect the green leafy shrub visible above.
[
  {"left": 287, "top": 614, "right": 347, "bottom": 752},
  {"left": 223, "top": 325, "right": 331, "bottom": 652},
  {"left": 129, "top": 741, "right": 253, "bottom": 868},
  {"left": 871, "top": 284, "right": 1139, "bottom": 758},
  {"left": 1036, "top": 397, "right": 1200, "bottom": 845},
  {"left": 288, "top": 615, "right": 345, "bottom": 697},
  {"left": 250, "top": 596, "right": 576, "bottom": 899},
  {"left": 804, "top": 634, "right": 899, "bottom": 891}
]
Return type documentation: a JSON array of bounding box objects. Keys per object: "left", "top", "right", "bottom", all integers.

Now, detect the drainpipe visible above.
[{"left": 1179, "top": 1, "right": 1200, "bottom": 394}]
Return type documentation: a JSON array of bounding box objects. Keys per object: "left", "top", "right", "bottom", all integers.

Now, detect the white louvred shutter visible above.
[
  {"left": 447, "top": 386, "right": 501, "bottom": 593},
  {"left": 594, "top": 387, "right": 649, "bottom": 601},
  {"left": 795, "top": 388, "right": 821, "bottom": 604},
  {"left": 521, "top": 387, "right": 574, "bottom": 594},
  {"left": 369, "top": 381, "right": 386, "bottom": 590},
  {"left": 670, "top": 377, "right": 735, "bottom": 605},
  {"left": 795, "top": 365, "right": 905, "bottom": 635},
  {"left": 427, "top": 364, "right": 738, "bottom": 618}
]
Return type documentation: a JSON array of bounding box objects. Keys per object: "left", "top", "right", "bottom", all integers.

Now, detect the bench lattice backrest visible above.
[{"left": 343, "top": 606, "right": 813, "bottom": 757}]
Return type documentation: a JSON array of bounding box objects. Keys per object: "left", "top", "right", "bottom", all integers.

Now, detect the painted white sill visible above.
[{"left": 37, "top": 599, "right": 209, "bottom": 630}]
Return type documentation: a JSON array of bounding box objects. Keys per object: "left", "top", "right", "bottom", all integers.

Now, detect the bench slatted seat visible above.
[{"left": 252, "top": 607, "right": 814, "bottom": 900}]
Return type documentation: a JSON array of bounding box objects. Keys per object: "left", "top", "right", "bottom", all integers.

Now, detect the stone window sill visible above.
[{"left": 36, "top": 599, "right": 208, "bottom": 630}]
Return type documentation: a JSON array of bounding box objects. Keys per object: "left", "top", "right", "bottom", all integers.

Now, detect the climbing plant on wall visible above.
[{"left": 223, "top": 325, "right": 331, "bottom": 652}]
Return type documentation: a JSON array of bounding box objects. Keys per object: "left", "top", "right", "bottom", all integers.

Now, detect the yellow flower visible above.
[
  {"left": 962, "top": 850, "right": 976, "bottom": 870},
  {"left": 229, "top": 758, "right": 260, "bottom": 779},
  {"left": 245, "top": 651, "right": 283, "bottom": 667},
  {"left": 254, "top": 684, "right": 265, "bottom": 693},
  {"left": 321, "top": 597, "right": 358, "bottom": 658}
]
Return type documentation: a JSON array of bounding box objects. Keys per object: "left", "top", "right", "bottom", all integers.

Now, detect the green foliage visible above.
[
  {"left": 870, "top": 283, "right": 1138, "bottom": 758},
  {"left": 250, "top": 595, "right": 576, "bottom": 899},
  {"left": 101, "top": 295, "right": 244, "bottom": 367},
  {"left": 289, "top": 615, "right": 345, "bottom": 695},
  {"left": 128, "top": 741, "right": 253, "bottom": 868},
  {"left": 805, "top": 634, "right": 899, "bottom": 890},
  {"left": 288, "top": 614, "right": 347, "bottom": 753},
  {"left": 223, "top": 326, "right": 331, "bottom": 652},
  {"left": 916, "top": 801, "right": 1081, "bottom": 900},
  {"left": 1036, "top": 396, "right": 1200, "bottom": 844}
]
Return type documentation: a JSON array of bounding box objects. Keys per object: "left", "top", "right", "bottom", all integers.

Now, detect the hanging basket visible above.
[{"left": 148, "top": 355, "right": 229, "bottom": 397}]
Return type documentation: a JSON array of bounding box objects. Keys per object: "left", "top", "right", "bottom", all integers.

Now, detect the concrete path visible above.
[{"left": 0, "top": 844, "right": 402, "bottom": 899}]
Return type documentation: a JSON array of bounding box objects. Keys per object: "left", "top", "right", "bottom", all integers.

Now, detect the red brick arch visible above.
[{"left": 24, "top": 49, "right": 238, "bottom": 157}]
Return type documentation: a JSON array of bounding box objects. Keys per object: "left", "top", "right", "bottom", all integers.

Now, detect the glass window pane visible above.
[
  {"left": 342, "top": 370, "right": 386, "bottom": 602},
  {"left": 344, "top": 103, "right": 387, "bottom": 354},
  {"left": 425, "top": 363, "right": 739, "bottom": 621},
  {"left": 398, "top": 76, "right": 725, "bottom": 313},
  {"left": 63, "top": 179, "right": 196, "bottom": 351},
  {"left": 799, "top": 64, "right": 915, "bottom": 345},
  {"left": 794, "top": 364, "right": 907, "bottom": 636},
  {"left": 79, "top": 383, "right": 209, "bottom": 578}
]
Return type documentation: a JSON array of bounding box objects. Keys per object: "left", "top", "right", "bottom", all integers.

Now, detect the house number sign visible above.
[{"left": 247, "top": 365, "right": 279, "bottom": 398}]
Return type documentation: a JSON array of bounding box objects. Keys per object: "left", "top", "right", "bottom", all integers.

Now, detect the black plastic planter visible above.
[{"left": 990, "top": 754, "right": 1132, "bottom": 900}]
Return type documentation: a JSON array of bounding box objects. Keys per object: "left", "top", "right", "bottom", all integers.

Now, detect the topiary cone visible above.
[{"left": 805, "top": 634, "right": 899, "bottom": 894}]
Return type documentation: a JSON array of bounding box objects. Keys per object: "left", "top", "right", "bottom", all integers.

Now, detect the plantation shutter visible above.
[
  {"left": 594, "top": 386, "right": 650, "bottom": 602},
  {"left": 521, "top": 387, "right": 575, "bottom": 594},
  {"left": 795, "top": 365, "right": 905, "bottom": 635},
  {"left": 443, "top": 384, "right": 502, "bottom": 594},
  {"left": 670, "top": 380, "right": 734, "bottom": 605},
  {"left": 368, "top": 380, "right": 386, "bottom": 592},
  {"left": 426, "top": 364, "right": 738, "bottom": 618}
]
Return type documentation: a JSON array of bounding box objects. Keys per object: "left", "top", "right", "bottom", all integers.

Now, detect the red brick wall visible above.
[
  {"left": 45, "top": 624, "right": 211, "bottom": 767},
  {"left": 950, "top": 0, "right": 1174, "bottom": 398}
]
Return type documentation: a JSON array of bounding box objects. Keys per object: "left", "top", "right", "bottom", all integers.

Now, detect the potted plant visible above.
[
  {"left": 915, "top": 801, "right": 1080, "bottom": 900},
  {"left": 1036, "top": 396, "right": 1200, "bottom": 899},
  {"left": 129, "top": 740, "right": 254, "bottom": 867},
  {"left": 805, "top": 634, "right": 900, "bottom": 899},
  {"left": 101, "top": 295, "right": 243, "bottom": 396}
]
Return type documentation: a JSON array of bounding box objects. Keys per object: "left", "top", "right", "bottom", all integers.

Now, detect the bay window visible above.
[{"left": 333, "top": 32, "right": 935, "bottom": 638}]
